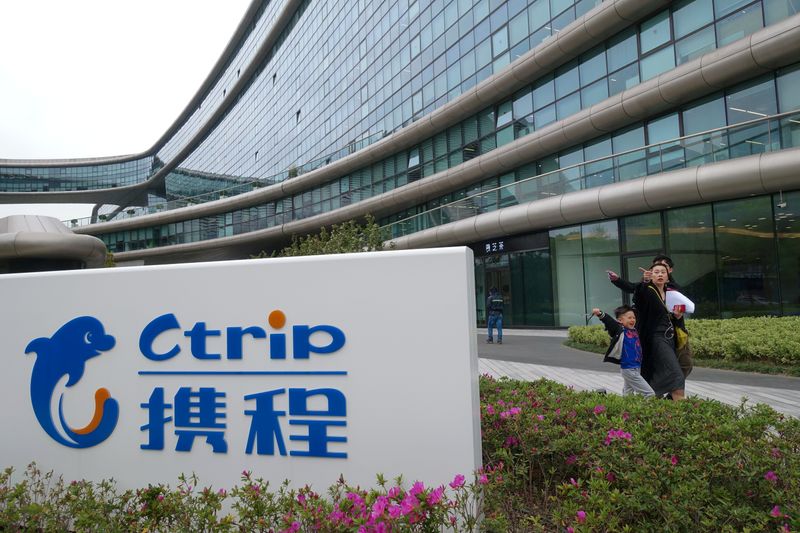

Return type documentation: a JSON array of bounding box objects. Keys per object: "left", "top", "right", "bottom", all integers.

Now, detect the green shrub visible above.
[
  {"left": 479, "top": 376, "right": 800, "bottom": 532},
  {"left": 569, "top": 316, "right": 800, "bottom": 364}
]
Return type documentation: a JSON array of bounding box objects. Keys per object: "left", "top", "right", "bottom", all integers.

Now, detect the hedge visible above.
[{"left": 569, "top": 316, "right": 800, "bottom": 365}]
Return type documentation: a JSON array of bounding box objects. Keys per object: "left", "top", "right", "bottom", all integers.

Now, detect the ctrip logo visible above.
[{"left": 25, "top": 317, "right": 119, "bottom": 448}]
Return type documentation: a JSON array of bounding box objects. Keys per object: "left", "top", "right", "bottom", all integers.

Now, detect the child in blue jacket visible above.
[{"left": 592, "top": 305, "right": 655, "bottom": 398}]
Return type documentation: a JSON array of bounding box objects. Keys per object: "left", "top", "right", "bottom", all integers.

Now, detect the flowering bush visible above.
[
  {"left": 569, "top": 316, "right": 800, "bottom": 365},
  {"left": 0, "top": 466, "right": 483, "bottom": 532},
  {"left": 478, "top": 376, "right": 800, "bottom": 532},
  {"left": 3, "top": 377, "right": 798, "bottom": 531}
]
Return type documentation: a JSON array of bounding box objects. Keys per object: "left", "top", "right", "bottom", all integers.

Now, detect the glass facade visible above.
[
  {"left": 2, "top": 0, "right": 799, "bottom": 323},
  {"left": 474, "top": 191, "right": 800, "bottom": 325}
]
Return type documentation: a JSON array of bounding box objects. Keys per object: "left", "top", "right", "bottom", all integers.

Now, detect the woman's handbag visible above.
[{"left": 675, "top": 326, "right": 693, "bottom": 378}]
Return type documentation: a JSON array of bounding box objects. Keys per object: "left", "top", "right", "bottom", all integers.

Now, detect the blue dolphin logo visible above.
[{"left": 25, "top": 316, "right": 118, "bottom": 448}]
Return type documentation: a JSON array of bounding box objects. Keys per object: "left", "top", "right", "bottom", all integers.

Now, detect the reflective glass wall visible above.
[{"left": 474, "top": 190, "right": 800, "bottom": 326}]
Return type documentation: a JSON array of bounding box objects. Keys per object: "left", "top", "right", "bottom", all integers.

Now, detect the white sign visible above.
[{"left": 0, "top": 248, "right": 481, "bottom": 492}]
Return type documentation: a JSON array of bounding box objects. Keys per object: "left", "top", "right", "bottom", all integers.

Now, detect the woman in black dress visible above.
[{"left": 633, "top": 262, "right": 686, "bottom": 400}]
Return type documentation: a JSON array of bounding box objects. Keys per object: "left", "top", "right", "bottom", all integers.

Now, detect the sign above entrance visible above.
[
  {"left": 0, "top": 248, "right": 481, "bottom": 492},
  {"left": 473, "top": 232, "right": 548, "bottom": 256}
]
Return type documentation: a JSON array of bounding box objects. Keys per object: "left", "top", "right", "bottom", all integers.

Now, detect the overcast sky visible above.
[{"left": 0, "top": 0, "right": 251, "bottom": 221}]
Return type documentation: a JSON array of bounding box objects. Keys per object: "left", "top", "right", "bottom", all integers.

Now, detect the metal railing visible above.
[{"left": 382, "top": 110, "right": 800, "bottom": 240}]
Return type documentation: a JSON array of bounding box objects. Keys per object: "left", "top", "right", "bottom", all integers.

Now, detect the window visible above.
[
  {"left": 716, "top": 3, "right": 763, "bottom": 47},
  {"left": 640, "top": 45, "right": 675, "bottom": 81},
  {"left": 607, "top": 28, "right": 638, "bottom": 72},
  {"left": 640, "top": 10, "right": 671, "bottom": 54},
  {"left": 676, "top": 26, "right": 716, "bottom": 65},
  {"left": 673, "top": 0, "right": 714, "bottom": 39}
]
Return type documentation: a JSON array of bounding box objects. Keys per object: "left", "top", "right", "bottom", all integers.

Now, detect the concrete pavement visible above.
[{"left": 477, "top": 329, "right": 800, "bottom": 418}]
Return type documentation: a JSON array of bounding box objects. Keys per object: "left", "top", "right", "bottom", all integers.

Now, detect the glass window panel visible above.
[
  {"left": 530, "top": 25, "right": 552, "bottom": 46},
  {"left": 582, "top": 220, "right": 622, "bottom": 315},
  {"left": 576, "top": 0, "right": 600, "bottom": 17},
  {"left": 623, "top": 212, "right": 663, "bottom": 252},
  {"left": 640, "top": 10, "right": 671, "bottom": 54},
  {"left": 581, "top": 78, "right": 609, "bottom": 107},
  {"left": 551, "top": 0, "right": 572, "bottom": 16},
  {"left": 510, "top": 38, "right": 530, "bottom": 61},
  {"left": 716, "top": 3, "right": 763, "bottom": 47},
  {"left": 497, "top": 124, "right": 515, "bottom": 146},
  {"left": 475, "top": 38, "right": 492, "bottom": 68},
  {"left": 673, "top": 0, "right": 715, "bottom": 39},
  {"left": 647, "top": 113, "right": 681, "bottom": 144},
  {"left": 608, "top": 62, "right": 640, "bottom": 96},
  {"left": 665, "top": 204, "right": 718, "bottom": 317},
  {"left": 556, "top": 91, "right": 581, "bottom": 120},
  {"left": 534, "top": 103, "right": 557, "bottom": 129},
  {"left": 492, "top": 26, "right": 509, "bottom": 55},
  {"left": 682, "top": 94, "right": 729, "bottom": 165},
  {"left": 613, "top": 125, "right": 647, "bottom": 181},
  {"left": 554, "top": 60, "right": 580, "bottom": 99},
  {"left": 583, "top": 136, "right": 614, "bottom": 188},
  {"left": 775, "top": 190, "right": 800, "bottom": 315},
  {"left": 777, "top": 63, "right": 800, "bottom": 111},
  {"left": 509, "top": 9, "right": 529, "bottom": 45},
  {"left": 676, "top": 26, "right": 716, "bottom": 65},
  {"left": 714, "top": 0, "right": 753, "bottom": 18},
  {"left": 764, "top": 0, "right": 800, "bottom": 25},
  {"left": 528, "top": 0, "right": 550, "bottom": 30},
  {"left": 551, "top": 8, "right": 575, "bottom": 33},
  {"left": 579, "top": 46, "right": 607, "bottom": 84},
  {"left": 640, "top": 45, "right": 676, "bottom": 81},
  {"left": 714, "top": 196, "right": 780, "bottom": 317},
  {"left": 513, "top": 90, "right": 533, "bottom": 119},
  {"left": 511, "top": 249, "right": 554, "bottom": 326},
  {"left": 726, "top": 76, "right": 778, "bottom": 124},
  {"left": 683, "top": 94, "right": 726, "bottom": 134},
  {"left": 559, "top": 146, "right": 584, "bottom": 188},
  {"left": 533, "top": 74, "right": 556, "bottom": 109},
  {"left": 607, "top": 28, "right": 638, "bottom": 72},
  {"left": 550, "top": 226, "right": 587, "bottom": 326}
]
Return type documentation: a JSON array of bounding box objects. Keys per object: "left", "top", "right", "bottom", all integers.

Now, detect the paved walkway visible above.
[{"left": 477, "top": 329, "right": 800, "bottom": 418}]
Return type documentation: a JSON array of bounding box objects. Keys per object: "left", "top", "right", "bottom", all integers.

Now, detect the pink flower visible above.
[
  {"left": 427, "top": 486, "right": 444, "bottom": 505},
  {"left": 400, "top": 493, "right": 417, "bottom": 515},
  {"left": 371, "top": 496, "right": 388, "bottom": 518},
  {"left": 537, "top": 414, "right": 545, "bottom": 421},
  {"left": 478, "top": 474, "right": 489, "bottom": 485},
  {"left": 409, "top": 481, "right": 425, "bottom": 496},
  {"left": 157, "top": 494, "right": 164, "bottom": 502},
  {"left": 388, "top": 486, "right": 401, "bottom": 499},
  {"left": 570, "top": 478, "right": 579, "bottom": 488},
  {"left": 449, "top": 474, "right": 465, "bottom": 489},
  {"left": 593, "top": 405, "right": 606, "bottom": 415},
  {"left": 771, "top": 505, "right": 783, "bottom": 518},
  {"left": 765, "top": 471, "right": 779, "bottom": 483},
  {"left": 576, "top": 510, "right": 586, "bottom": 523},
  {"left": 606, "top": 472, "right": 616, "bottom": 482},
  {"left": 486, "top": 405, "right": 495, "bottom": 415},
  {"left": 567, "top": 527, "right": 575, "bottom": 533},
  {"left": 566, "top": 454, "right": 577, "bottom": 465},
  {"left": 622, "top": 411, "right": 630, "bottom": 420},
  {"left": 387, "top": 504, "right": 402, "bottom": 518},
  {"left": 671, "top": 455, "right": 679, "bottom": 466}
]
